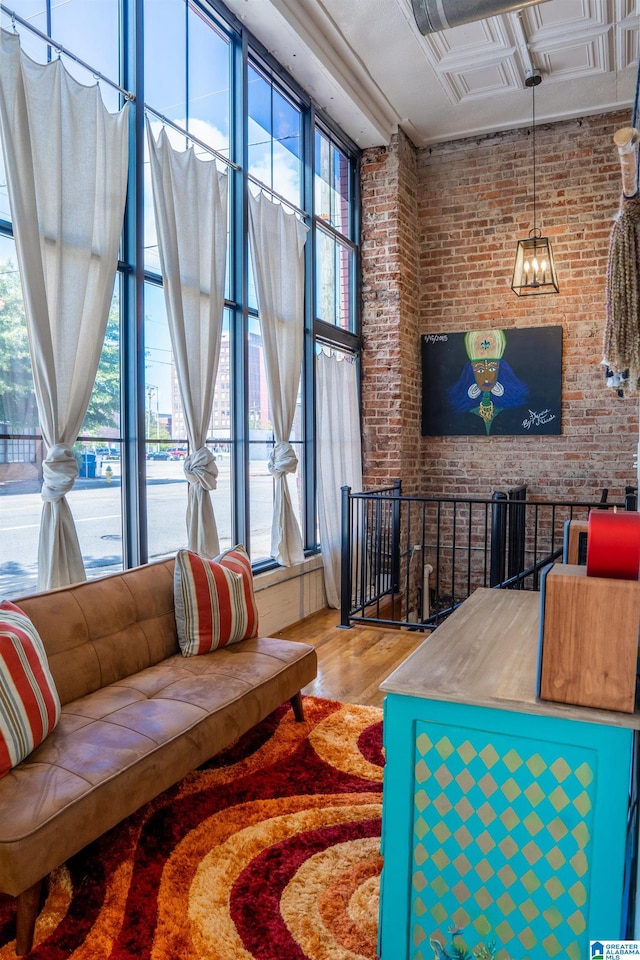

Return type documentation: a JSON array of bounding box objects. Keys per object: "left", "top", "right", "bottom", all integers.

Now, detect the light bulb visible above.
[{"left": 532, "top": 257, "right": 539, "bottom": 272}]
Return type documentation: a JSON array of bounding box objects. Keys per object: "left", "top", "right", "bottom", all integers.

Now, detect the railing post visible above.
[
  {"left": 490, "top": 491, "right": 507, "bottom": 587},
  {"left": 507, "top": 484, "right": 527, "bottom": 581},
  {"left": 391, "top": 478, "right": 402, "bottom": 594},
  {"left": 340, "top": 485, "right": 352, "bottom": 628}
]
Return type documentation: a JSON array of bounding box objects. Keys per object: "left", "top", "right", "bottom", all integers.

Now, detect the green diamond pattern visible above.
[
  {"left": 545, "top": 846, "right": 566, "bottom": 871},
  {"left": 523, "top": 811, "right": 544, "bottom": 836},
  {"left": 476, "top": 858, "right": 494, "bottom": 882},
  {"left": 415, "top": 759, "right": 430, "bottom": 785},
  {"left": 524, "top": 782, "right": 545, "bottom": 807},
  {"left": 503, "top": 748, "right": 523, "bottom": 773},
  {"left": 454, "top": 824, "right": 473, "bottom": 849},
  {"left": 433, "top": 821, "right": 451, "bottom": 844},
  {"left": 501, "top": 777, "right": 522, "bottom": 802},
  {"left": 458, "top": 741, "right": 477, "bottom": 765},
  {"left": 436, "top": 737, "right": 455, "bottom": 760},
  {"left": 477, "top": 830, "right": 496, "bottom": 855},
  {"left": 520, "top": 869, "right": 540, "bottom": 894},
  {"left": 410, "top": 720, "right": 596, "bottom": 959}
]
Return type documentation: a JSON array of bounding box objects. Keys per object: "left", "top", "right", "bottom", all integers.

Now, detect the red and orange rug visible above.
[{"left": 0, "top": 697, "right": 384, "bottom": 959}]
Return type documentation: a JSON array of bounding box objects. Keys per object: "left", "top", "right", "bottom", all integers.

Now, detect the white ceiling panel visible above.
[
  {"left": 447, "top": 59, "right": 522, "bottom": 101},
  {"left": 618, "top": 18, "right": 640, "bottom": 66},
  {"left": 421, "top": 16, "right": 512, "bottom": 63},
  {"left": 532, "top": 32, "right": 611, "bottom": 79},
  {"left": 220, "top": 0, "right": 640, "bottom": 147},
  {"left": 521, "top": 0, "right": 607, "bottom": 36},
  {"left": 619, "top": 0, "right": 640, "bottom": 19}
]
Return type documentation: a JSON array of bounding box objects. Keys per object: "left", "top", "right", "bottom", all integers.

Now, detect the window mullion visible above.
[
  {"left": 352, "top": 153, "right": 362, "bottom": 340},
  {"left": 121, "top": 0, "right": 146, "bottom": 569},
  {"left": 231, "top": 23, "right": 249, "bottom": 549},
  {"left": 301, "top": 102, "right": 316, "bottom": 551}
]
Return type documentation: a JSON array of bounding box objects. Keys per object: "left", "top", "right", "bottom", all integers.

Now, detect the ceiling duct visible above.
[{"left": 411, "top": 0, "right": 546, "bottom": 35}]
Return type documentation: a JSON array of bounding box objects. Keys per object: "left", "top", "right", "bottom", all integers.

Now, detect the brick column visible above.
[{"left": 361, "top": 129, "right": 421, "bottom": 494}]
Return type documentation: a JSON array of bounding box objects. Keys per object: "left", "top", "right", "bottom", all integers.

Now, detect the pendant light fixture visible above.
[{"left": 511, "top": 71, "right": 559, "bottom": 296}]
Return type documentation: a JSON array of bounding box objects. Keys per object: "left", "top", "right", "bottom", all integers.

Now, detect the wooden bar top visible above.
[{"left": 380, "top": 587, "right": 640, "bottom": 730}]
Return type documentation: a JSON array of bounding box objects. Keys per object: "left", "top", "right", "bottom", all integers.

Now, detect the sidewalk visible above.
[
  {"left": 1, "top": 473, "right": 187, "bottom": 497},
  {"left": 1, "top": 475, "right": 123, "bottom": 496}
]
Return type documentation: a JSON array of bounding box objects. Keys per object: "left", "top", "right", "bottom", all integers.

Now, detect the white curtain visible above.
[
  {"left": 316, "top": 350, "right": 362, "bottom": 608},
  {"left": 0, "top": 30, "right": 129, "bottom": 590},
  {"left": 247, "top": 191, "right": 309, "bottom": 566},
  {"left": 147, "top": 124, "right": 228, "bottom": 557}
]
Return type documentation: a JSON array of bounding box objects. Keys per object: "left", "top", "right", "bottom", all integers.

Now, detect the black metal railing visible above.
[{"left": 340, "top": 480, "right": 631, "bottom": 631}]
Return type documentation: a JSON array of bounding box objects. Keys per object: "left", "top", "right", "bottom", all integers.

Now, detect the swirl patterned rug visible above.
[{"left": 0, "top": 697, "right": 384, "bottom": 960}]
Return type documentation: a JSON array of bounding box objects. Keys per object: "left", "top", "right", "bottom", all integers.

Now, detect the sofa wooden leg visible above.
[
  {"left": 15, "top": 879, "right": 42, "bottom": 956},
  {"left": 290, "top": 691, "right": 305, "bottom": 721}
]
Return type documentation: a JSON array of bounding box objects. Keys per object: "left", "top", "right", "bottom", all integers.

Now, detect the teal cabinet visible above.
[{"left": 378, "top": 589, "right": 638, "bottom": 960}]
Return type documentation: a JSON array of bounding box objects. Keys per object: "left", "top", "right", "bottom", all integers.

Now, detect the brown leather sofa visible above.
[{"left": 0, "top": 559, "right": 317, "bottom": 955}]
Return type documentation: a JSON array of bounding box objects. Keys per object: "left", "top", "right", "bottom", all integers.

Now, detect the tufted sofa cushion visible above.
[{"left": 16, "top": 560, "right": 178, "bottom": 705}]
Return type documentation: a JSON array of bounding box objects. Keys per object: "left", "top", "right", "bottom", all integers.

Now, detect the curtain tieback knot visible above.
[
  {"left": 268, "top": 441, "right": 298, "bottom": 479},
  {"left": 184, "top": 447, "right": 218, "bottom": 490},
  {"left": 41, "top": 443, "right": 78, "bottom": 502}
]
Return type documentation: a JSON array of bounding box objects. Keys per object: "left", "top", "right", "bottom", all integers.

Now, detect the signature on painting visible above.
[{"left": 522, "top": 408, "right": 556, "bottom": 430}]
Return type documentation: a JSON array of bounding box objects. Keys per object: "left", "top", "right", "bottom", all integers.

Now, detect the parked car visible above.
[
  {"left": 147, "top": 450, "right": 171, "bottom": 460},
  {"left": 95, "top": 447, "right": 120, "bottom": 460},
  {"left": 168, "top": 449, "right": 187, "bottom": 460}
]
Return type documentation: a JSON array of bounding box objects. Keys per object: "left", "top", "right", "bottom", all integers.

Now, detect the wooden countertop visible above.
[{"left": 380, "top": 587, "right": 640, "bottom": 730}]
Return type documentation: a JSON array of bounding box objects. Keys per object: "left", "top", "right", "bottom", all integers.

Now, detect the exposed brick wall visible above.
[
  {"left": 361, "top": 128, "right": 421, "bottom": 495},
  {"left": 360, "top": 111, "right": 638, "bottom": 504}
]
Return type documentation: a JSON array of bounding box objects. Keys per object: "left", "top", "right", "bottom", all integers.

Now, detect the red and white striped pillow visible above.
[
  {"left": 0, "top": 601, "right": 61, "bottom": 779},
  {"left": 174, "top": 545, "right": 259, "bottom": 656}
]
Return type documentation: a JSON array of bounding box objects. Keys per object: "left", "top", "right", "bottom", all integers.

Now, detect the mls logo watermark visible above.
[{"left": 591, "top": 942, "right": 640, "bottom": 958}]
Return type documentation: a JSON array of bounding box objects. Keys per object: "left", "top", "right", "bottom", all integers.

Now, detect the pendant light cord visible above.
[
  {"left": 532, "top": 79, "right": 537, "bottom": 236},
  {"left": 526, "top": 71, "right": 542, "bottom": 238}
]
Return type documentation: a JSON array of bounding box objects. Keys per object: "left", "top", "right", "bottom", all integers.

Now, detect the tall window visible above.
[
  {"left": 0, "top": 0, "right": 124, "bottom": 595},
  {"left": 0, "top": 0, "right": 360, "bottom": 596},
  {"left": 314, "top": 127, "right": 357, "bottom": 335},
  {"left": 143, "top": 1, "right": 233, "bottom": 560},
  {"left": 248, "top": 62, "right": 301, "bottom": 204},
  {"left": 247, "top": 61, "right": 305, "bottom": 557}
]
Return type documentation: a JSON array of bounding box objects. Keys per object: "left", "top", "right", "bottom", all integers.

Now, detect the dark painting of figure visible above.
[{"left": 421, "top": 326, "right": 562, "bottom": 437}]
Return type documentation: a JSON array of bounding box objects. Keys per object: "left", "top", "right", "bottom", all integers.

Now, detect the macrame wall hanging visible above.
[{"left": 602, "top": 59, "right": 640, "bottom": 393}]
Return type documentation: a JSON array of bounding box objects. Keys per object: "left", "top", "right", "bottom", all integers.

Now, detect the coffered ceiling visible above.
[{"left": 222, "top": 0, "right": 640, "bottom": 147}]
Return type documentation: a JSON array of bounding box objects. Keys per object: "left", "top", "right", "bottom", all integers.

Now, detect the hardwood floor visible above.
[{"left": 274, "top": 607, "right": 428, "bottom": 708}]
